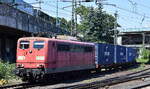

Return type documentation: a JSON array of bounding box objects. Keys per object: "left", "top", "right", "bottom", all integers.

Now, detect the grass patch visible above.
[
  {"left": 136, "top": 58, "right": 149, "bottom": 63},
  {"left": 131, "top": 64, "right": 146, "bottom": 72}
]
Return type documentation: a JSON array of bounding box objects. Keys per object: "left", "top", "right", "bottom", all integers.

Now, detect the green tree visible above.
[
  {"left": 76, "top": 5, "right": 119, "bottom": 43},
  {"left": 59, "top": 18, "right": 71, "bottom": 33},
  {"left": 49, "top": 16, "right": 71, "bottom": 35}
]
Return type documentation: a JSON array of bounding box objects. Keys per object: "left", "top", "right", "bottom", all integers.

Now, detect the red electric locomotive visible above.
[{"left": 15, "top": 37, "right": 95, "bottom": 81}]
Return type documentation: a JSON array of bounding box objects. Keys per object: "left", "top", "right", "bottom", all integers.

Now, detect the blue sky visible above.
[{"left": 24, "top": 0, "right": 150, "bottom": 29}]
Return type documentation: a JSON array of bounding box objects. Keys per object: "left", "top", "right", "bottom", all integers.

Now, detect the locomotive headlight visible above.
[
  {"left": 17, "top": 56, "right": 25, "bottom": 60},
  {"left": 36, "top": 56, "right": 45, "bottom": 60}
]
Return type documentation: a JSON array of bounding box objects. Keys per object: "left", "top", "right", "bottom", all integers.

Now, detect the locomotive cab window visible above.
[
  {"left": 33, "top": 41, "right": 45, "bottom": 49},
  {"left": 20, "top": 41, "right": 30, "bottom": 49}
]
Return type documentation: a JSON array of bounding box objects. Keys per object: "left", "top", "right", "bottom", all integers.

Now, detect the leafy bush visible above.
[
  {"left": 0, "top": 61, "right": 16, "bottom": 80},
  {"left": 136, "top": 48, "right": 150, "bottom": 64}
]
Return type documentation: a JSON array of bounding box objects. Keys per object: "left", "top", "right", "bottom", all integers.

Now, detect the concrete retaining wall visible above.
[{"left": 0, "top": 4, "right": 55, "bottom": 33}]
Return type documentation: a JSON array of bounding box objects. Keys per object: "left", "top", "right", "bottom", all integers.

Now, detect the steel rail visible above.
[
  {"left": 2, "top": 67, "right": 150, "bottom": 89},
  {"left": 61, "top": 68, "right": 150, "bottom": 89}
]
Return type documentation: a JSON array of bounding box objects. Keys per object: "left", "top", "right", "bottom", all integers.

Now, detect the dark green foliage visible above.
[
  {"left": 59, "top": 18, "right": 71, "bottom": 33},
  {"left": 76, "top": 5, "right": 119, "bottom": 43},
  {"left": 50, "top": 16, "right": 71, "bottom": 35}
]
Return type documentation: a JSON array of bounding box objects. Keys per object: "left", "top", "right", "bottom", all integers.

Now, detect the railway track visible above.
[
  {"left": 60, "top": 68, "right": 150, "bottom": 89},
  {"left": 132, "top": 83, "right": 150, "bottom": 89},
  {"left": 0, "top": 82, "right": 51, "bottom": 89},
  {"left": 0, "top": 82, "right": 31, "bottom": 89},
  {"left": 1, "top": 67, "right": 150, "bottom": 89}
]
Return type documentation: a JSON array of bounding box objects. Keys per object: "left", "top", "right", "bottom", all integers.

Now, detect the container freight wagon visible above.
[
  {"left": 127, "top": 47, "right": 137, "bottom": 63},
  {"left": 95, "top": 43, "right": 137, "bottom": 69},
  {"left": 95, "top": 43, "right": 115, "bottom": 68},
  {"left": 116, "top": 45, "right": 127, "bottom": 64}
]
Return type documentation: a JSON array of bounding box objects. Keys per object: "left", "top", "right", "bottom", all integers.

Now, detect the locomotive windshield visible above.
[
  {"left": 33, "top": 41, "right": 44, "bottom": 49},
  {"left": 20, "top": 41, "right": 30, "bottom": 49}
]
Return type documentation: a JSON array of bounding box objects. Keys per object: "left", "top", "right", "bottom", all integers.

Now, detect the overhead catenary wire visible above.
[
  {"left": 120, "top": 16, "right": 138, "bottom": 24},
  {"left": 103, "top": 3, "right": 150, "bottom": 28},
  {"left": 106, "top": 8, "right": 150, "bottom": 23},
  {"left": 27, "top": 0, "right": 150, "bottom": 28},
  {"left": 114, "top": 6, "right": 150, "bottom": 19},
  {"left": 19, "top": 0, "right": 150, "bottom": 19},
  {"left": 44, "top": 2, "right": 72, "bottom": 13},
  {"left": 119, "top": 17, "right": 141, "bottom": 28},
  {"left": 116, "top": 6, "right": 150, "bottom": 26},
  {"left": 35, "top": 1, "right": 150, "bottom": 20},
  {"left": 120, "top": 13, "right": 145, "bottom": 23},
  {"left": 127, "top": 0, "right": 137, "bottom": 12},
  {"left": 41, "top": 8, "right": 72, "bottom": 17},
  {"left": 21, "top": 0, "right": 72, "bottom": 16},
  {"left": 126, "top": 0, "right": 150, "bottom": 18},
  {"left": 104, "top": 9, "right": 148, "bottom": 28},
  {"left": 36, "top": 0, "right": 72, "bottom": 19},
  {"left": 119, "top": 14, "right": 150, "bottom": 28},
  {"left": 102, "top": 2, "right": 150, "bottom": 19},
  {"left": 103, "top": 10, "right": 140, "bottom": 25},
  {"left": 103, "top": 0, "right": 150, "bottom": 28},
  {"left": 127, "top": 0, "right": 150, "bottom": 10}
]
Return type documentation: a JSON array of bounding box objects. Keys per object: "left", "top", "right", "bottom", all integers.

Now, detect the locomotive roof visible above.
[{"left": 18, "top": 37, "right": 94, "bottom": 46}]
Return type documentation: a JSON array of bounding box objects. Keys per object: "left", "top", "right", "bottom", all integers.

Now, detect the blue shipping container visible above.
[
  {"left": 127, "top": 47, "right": 137, "bottom": 63},
  {"left": 116, "top": 45, "right": 127, "bottom": 63},
  {"left": 95, "top": 43, "right": 115, "bottom": 66}
]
